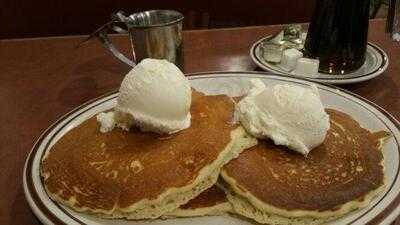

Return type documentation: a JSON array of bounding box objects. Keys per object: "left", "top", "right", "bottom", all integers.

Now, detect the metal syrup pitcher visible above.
[{"left": 87, "top": 10, "right": 184, "bottom": 69}]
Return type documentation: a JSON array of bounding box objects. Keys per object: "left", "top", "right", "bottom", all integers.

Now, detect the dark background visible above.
[
  {"left": 0, "top": 0, "right": 388, "bottom": 39},
  {"left": 0, "top": 0, "right": 318, "bottom": 39}
]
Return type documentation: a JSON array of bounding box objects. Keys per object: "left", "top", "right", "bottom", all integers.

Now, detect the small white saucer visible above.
[{"left": 250, "top": 36, "right": 389, "bottom": 84}]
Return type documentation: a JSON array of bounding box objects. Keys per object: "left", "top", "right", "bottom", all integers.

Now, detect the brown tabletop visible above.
[{"left": 0, "top": 19, "right": 399, "bottom": 225}]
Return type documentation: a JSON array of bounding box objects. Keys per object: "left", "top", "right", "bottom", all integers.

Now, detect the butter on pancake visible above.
[
  {"left": 41, "top": 91, "right": 257, "bottom": 219},
  {"left": 222, "top": 109, "right": 390, "bottom": 225}
]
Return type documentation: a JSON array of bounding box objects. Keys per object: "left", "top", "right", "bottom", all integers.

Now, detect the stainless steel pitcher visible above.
[{"left": 95, "top": 10, "right": 184, "bottom": 69}]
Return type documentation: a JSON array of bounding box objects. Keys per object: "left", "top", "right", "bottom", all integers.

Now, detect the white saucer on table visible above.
[{"left": 250, "top": 36, "right": 389, "bottom": 84}]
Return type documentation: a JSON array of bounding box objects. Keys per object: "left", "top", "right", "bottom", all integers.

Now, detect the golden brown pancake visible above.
[
  {"left": 41, "top": 91, "right": 257, "bottom": 219},
  {"left": 180, "top": 185, "right": 228, "bottom": 210},
  {"left": 222, "top": 109, "right": 390, "bottom": 224},
  {"left": 164, "top": 184, "right": 232, "bottom": 217}
]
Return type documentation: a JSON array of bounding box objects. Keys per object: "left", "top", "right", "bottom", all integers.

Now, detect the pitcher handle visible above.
[{"left": 96, "top": 11, "right": 136, "bottom": 67}]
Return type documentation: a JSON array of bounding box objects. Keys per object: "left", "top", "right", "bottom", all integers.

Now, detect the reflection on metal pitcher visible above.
[{"left": 85, "top": 10, "right": 184, "bottom": 70}]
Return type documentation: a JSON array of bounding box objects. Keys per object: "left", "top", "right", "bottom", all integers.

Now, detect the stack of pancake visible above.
[{"left": 41, "top": 91, "right": 390, "bottom": 224}]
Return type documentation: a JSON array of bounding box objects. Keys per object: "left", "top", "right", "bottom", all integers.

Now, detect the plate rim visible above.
[
  {"left": 249, "top": 36, "right": 389, "bottom": 84},
  {"left": 23, "top": 71, "right": 400, "bottom": 225}
]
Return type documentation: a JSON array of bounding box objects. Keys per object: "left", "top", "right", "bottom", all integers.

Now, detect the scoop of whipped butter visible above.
[
  {"left": 97, "top": 58, "right": 191, "bottom": 134},
  {"left": 236, "top": 79, "right": 330, "bottom": 155}
]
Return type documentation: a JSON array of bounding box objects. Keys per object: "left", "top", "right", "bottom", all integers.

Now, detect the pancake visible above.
[
  {"left": 222, "top": 109, "right": 390, "bottom": 225},
  {"left": 164, "top": 184, "right": 232, "bottom": 218},
  {"left": 41, "top": 91, "right": 257, "bottom": 219}
]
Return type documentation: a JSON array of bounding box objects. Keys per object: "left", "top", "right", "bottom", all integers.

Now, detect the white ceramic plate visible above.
[
  {"left": 250, "top": 36, "right": 389, "bottom": 84},
  {"left": 24, "top": 72, "right": 400, "bottom": 225}
]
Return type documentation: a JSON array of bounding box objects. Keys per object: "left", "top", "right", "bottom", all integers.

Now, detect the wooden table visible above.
[{"left": 0, "top": 19, "right": 399, "bottom": 225}]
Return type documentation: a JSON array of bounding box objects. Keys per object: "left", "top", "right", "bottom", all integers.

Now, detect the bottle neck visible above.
[{"left": 387, "top": 0, "right": 399, "bottom": 37}]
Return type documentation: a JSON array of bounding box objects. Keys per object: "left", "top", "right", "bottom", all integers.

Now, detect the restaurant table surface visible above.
[{"left": 0, "top": 19, "right": 399, "bottom": 225}]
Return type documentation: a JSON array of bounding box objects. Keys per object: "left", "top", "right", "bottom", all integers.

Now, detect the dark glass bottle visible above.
[{"left": 304, "top": 0, "right": 370, "bottom": 74}]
